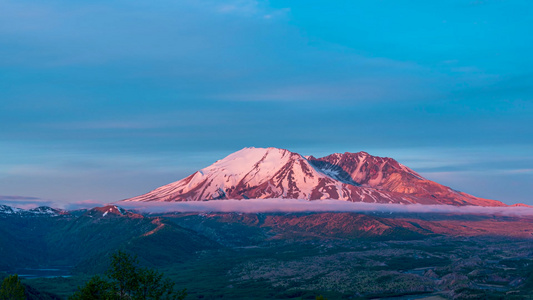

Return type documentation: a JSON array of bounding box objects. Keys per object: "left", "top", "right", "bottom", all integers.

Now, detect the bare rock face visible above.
[
  {"left": 307, "top": 151, "right": 506, "bottom": 206},
  {"left": 122, "top": 147, "right": 506, "bottom": 207}
]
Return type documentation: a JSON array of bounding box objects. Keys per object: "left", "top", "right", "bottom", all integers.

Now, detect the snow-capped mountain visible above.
[
  {"left": 122, "top": 147, "right": 506, "bottom": 207},
  {"left": 85, "top": 205, "right": 141, "bottom": 218},
  {"left": 0, "top": 205, "right": 25, "bottom": 215},
  {"left": 0, "top": 205, "right": 66, "bottom": 217}
]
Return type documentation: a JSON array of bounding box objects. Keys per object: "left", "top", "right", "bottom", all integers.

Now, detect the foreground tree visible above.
[
  {"left": 69, "top": 276, "right": 113, "bottom": 300},
  {"left": 70, "top": 251, "right": 186, "bottom": 300},
  {"left": 107, "top": 251, "right": 139, "bottom": 298},
  {"left": 0, "top": 274, "right": 25, "bottom": 300}
]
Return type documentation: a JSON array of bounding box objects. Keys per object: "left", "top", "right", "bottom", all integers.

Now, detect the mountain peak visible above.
[
  {"left": 28, "top": 206, "right": 66, "bottom": 215},
  {"left": 122, "top": 148, "right": 507, "bottom": 207},
  {"left": 86, "top": 205, "right": 139, "bottom": 218},
  {"left": 0, "top": 204, "right": 24, "bottom": 215},
  {"left": 308, "top": 151, "right": 424, "bottom": 188},
  {"left": 0, "top": 205, "right": 65, "bottom": 217}
]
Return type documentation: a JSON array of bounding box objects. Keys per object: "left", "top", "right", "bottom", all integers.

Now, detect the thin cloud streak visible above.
[
  {"left": 0, "top": 195, "right": 55, "bottom": 209},
  {"left": 0, "top": 195, "right": 109, "bottom": 210},
  {"left": 117, "top": 199, "right": 533, "bottom": 216},
  {"left": 64, "top": 199, "right": 110, "bottom": 210}
]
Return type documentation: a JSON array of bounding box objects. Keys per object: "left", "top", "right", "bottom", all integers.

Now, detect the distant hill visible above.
[{"left": 0, "top": 205, "right": 218, "bottom": 272}]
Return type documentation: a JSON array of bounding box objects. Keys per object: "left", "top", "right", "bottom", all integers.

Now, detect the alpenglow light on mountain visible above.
[{"left": 122, "top": 147, "right": 506, "bottom": 207}]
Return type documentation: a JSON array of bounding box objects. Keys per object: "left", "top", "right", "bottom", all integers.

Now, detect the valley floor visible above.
[
  {"left": 27, "top": 235, "right": 533, "bottom": 299},
  {"left": 4, "top": 210, "right": 533, "bottom": 299}
]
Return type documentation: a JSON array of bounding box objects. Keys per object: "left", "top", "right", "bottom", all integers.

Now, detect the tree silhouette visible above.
[
  {"left": 68, "top": 275, "right": 113, "bottom": 300},
  {"left": 70, "top": 251, "right": 186, "bottom": 300},
  {"left": 0, "top": 274, "right": 25, "bottom": 300}
]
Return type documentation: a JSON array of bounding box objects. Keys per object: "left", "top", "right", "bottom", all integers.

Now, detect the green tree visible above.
[
  {"left": 0, "top": 274, "right": 25, "bottom": 300},
  {"left": 69, "top": 275, "right": 114, "bottom": 300},
  {"left": 107, "top": 251, "right": 139, "bottom": 298},
  {"left": 70, "top": 251, "right": 186, "bottom": 300},
  {"left": 134, "top": 268, "right": 186, "bottom": 300}
]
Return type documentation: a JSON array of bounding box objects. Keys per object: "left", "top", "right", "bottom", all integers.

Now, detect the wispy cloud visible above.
[
  {"left": 502, "top": 169, "right": 533, "bottom": 174},
  {"left": 117, "top": 199, "right": 533, "bottom": 216},
  {"left": 64, "top": 199, "right": 110, "bottom": 210},
  {"left": 216, "top": 0, "right": 260, "bottom": 16},
  {"left": 0, "top": 195, "right": 55, "bottom": 209},
  {"left": 0, "top": 195, "right": 111, "bottom": 210}
]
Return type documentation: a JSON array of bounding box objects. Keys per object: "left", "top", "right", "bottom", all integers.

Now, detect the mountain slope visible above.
[
  {"left": 122, "top": 147, "right": 506, "bottom": 207},
  {"left": 164, "top": 211, "right": 533, "bottom": 242},
  {"left": 0, "top": 205, "right": 66, "bottom": 217},
  {"left": 0, "top": 205, "right": 218, "bottom": 271},
  {"left": 124, "top": 147, "right": 348, "bottom": 202},
  {"left": 307, "top": 152, "right": 504, "bottom": 206}
]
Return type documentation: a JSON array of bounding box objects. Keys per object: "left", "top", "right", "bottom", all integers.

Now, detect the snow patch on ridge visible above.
[{"left": 0, "top": 205, "right": 63, "bottom": 217}]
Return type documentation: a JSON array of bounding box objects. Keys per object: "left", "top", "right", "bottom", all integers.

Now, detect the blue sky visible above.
[{"left": 1, "top": 0, "right": 532, "bottom": 207}]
